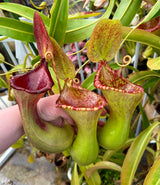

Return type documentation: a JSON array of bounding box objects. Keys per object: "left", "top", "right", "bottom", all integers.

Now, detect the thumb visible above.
[{"left": 37, "top": 94, "right": 74, "bottom": 126}]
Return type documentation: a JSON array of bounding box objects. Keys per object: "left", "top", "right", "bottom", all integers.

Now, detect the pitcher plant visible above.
[{"left": 1, "top": 0, "right": 160, "bottom": 184}]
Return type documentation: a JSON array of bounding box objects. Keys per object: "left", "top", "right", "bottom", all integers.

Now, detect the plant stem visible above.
[
  {"left": 67, "top": 46, "right": 87, "bottom": 56},
  {"left": 0, "top": 59, "right": 15, "bottom": 68},
  {"left": 26, "top": 43, "right": 35, "bottom": 58}
]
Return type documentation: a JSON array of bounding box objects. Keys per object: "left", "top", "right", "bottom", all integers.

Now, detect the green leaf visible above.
[
  {"left": 50, "top": 37, "right": 75, "bottom": 80},
  {"left": 141, "top": 0, "right": 160, "bottom": 24},
  {"left": 28, "top": 153, "right": 35, "bottom": 163},
  {"left": 65, "top": 18, "right": 98, "bottom": 43},
  {"left": 79, "top": 165, "right": 101, "bottom": 185},
  {"left": 68, "top": 12, "right": 102, "bottom": 20},
  {"left": 152, "top": 9, "right": 160, "bottom": 19},
  {"left": 139, "top": 103, "right": 150, "bottom": 130},
  {"left": 85, "top": 161, "right": 122, "bottom": 178},
  {"left": 31, "top": 55, "right": 41, "bottom": 66},
  {"left": 66, "top": 22, "right": 160, "bottom": 49},
  {"left": 71, "top": 163, "right": 80, "bottom": 185},
  {"left": 11, "top": 135, "right": 25, "bottom": 149},
  {"left": 129, "top": 71, "right": 160, "bottom": 85},
  {"left": 64, "top": 0, "right": 115, "bottom": 44},
  {"left": 0, "top": 77, "right": 8, "bottom": 88},
  {"left": 121, "top": 121, "right": 160, "bottom": 185},
  {"left": 0, "top": 53, "right": 5, "bottom": 62},
  {"left": 49, "top": 0, "right": 69, "bottom": 46},
  {"left": 147, "top": 56, "right": 160, "bottom": 70},
  {"left": 87, "top": 19, "right": 122, "bottom": 62},
  {"left": 0, "top": 3, "right": 50, "bottom": 27},
  {"left": 113, "top": 0, "right": 142, "bottom": 26},
  {"left": 81, "top": 72, "right": 96, "bottom": 90},
  {"left": 143, "top": 77, "right": 159, "bottom": 94},
  {"left": 143, "top": 157, "right": 160, "bottom": 185},
  {"left": 0, "top": 17, "right": 35, "bottom": 42},
  {"left": 122, "top": 26, "right": 160, "bottom": 49},
  {"left": 49, "top": 66, "right": 64, "bottom": 94}
]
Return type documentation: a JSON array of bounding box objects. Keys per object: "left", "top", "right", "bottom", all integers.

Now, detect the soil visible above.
[{"left": 0, "top": 142, "right": 70, "bottom": 185}]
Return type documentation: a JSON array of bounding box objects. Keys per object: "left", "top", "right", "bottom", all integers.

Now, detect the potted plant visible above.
[{"left": 0, "top": 0, "right": 160, "bottom": 184}]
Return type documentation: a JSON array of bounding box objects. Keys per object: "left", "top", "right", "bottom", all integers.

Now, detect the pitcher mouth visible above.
[
  {"left": 10, "top": 58, "right": 54, "bottom": 94},
  {"left": 56, "top": 78, "right": 107, "bottom": 111},
  {"left": 94, "top": 61, "right": 144, "bottom": 94},
  {"left": 138, "top": 16, "right": 160, "bottom": 33}
]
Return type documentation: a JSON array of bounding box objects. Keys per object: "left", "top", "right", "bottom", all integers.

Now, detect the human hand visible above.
[{"left": 38, "top": 94, "right": 75, "bottom": 127}]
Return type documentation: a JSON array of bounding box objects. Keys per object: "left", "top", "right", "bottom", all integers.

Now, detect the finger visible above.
[{"left": 37, "top": 94, "right": 74, "bottom": 125}]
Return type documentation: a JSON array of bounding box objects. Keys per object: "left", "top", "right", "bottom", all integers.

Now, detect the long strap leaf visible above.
[
  {"left": 49, "top": 0, "right": 69, "bottom": 46},
  {"left": 0, "top": 3, "right": 50, "bottom": 27},
  {"left": 121, "top": 121, "right": 160, "bottom": 185},
  {"left": 113, "top": 0, "right": 142, "bottom": 26},
  {"left": 0, "top": 17, "right": 35, "bottom": 42},
  {"left": 64, "top": 0, "right": 115, "bottom": 43}
]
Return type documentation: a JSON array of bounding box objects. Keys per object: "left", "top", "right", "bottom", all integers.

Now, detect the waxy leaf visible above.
[
  {"left": 0, "top": 3, "right": 50, "bottom": 27},
  {"left": 68, "top": 12, "right": 102, "bottom": 20},
  {"left": 143, "top": 157, "right": 160, "bottom": 185},
  {"left": 139, "top": 103, "right": 150, "bottom": 130},
  {"left": 79, "top": 165, "right": 101, "bottom": 185},
  {"left": 64, "top": 0, "right": 116, "bottom": 44},
  {"left": 65, "top": 19, "right": 98, "bottom": 43},
  {"left": 121, "top": 121, "right": 160, "bottom": 185},
  {"left": 0, "top": 77, "right": 8, "bottom": 88},
  {"left": 11, "top": 135, "right": 25, "bottom": 149},
  {"left": 87, "top": 19, "right": 122, "bottom": 62},
  {"left": 0, "top": 17, "right": 35, "bottom": 42},
  {"left": 48, "top": 66, "right": 64, "bottom": 94},
  {"left": 140, "top": 0, "right": 160, "bottom": 24},
  {"left": 147, "top": 56, "right": 160, "bottom": 70},
  {"left": 71, "top": 163, "right": 80, "bottom": 185},
  {"left": 85, "top": 161, "right": 121, "bottom": 178},
  {"left": 122, "top": 26, "right": 160, "bottom": 49},
  {"left": 81, "top": 72, "right": 96, "bottom": 91},
  {"left": 129, "top": 70, "right": 160, "bottom": 85},
  {"left": 0, "top": 53, "right": 5, "bottom": 62},
  {"left": 113, "top": 0, "right": 142, "bottom": 26},
  {"left": 65, "top": 19, "right": 160, "bottom": 49},
  {"left": 49, "top": 0, "right": 69, "bottom": 46}
]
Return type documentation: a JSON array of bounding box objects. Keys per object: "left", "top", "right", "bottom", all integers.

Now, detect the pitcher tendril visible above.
[
  {"left": 115, "top": 53, "right": 132, "bottom": 67},
  {"left": 45, "top": 51, "right": 62, "bottom": 93},
  {"left": 75, "top": 59, "right": 90, "bottom": 77},
  {"left": 67, "top": 46, "right": 87, "bottom": 56},
  {"left": 0, "top": 59, "right": 15, "bottom": 68},
  {"left": 30, "top": 0, "right": 46, "bottom": 10}
]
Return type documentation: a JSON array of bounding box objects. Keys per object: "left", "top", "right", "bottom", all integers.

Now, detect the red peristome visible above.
[
  {"left": 56, "top": 78, "right": 107, "bottom": 111},
  {"left": 94, "top": 61, "right": 144, "bottom": 94},
  {"left": 33, "top": 11, "right": 54, "bottom": 58},
  {"left": 10, "top": 58, "right": 54, "bottom": 94}
]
